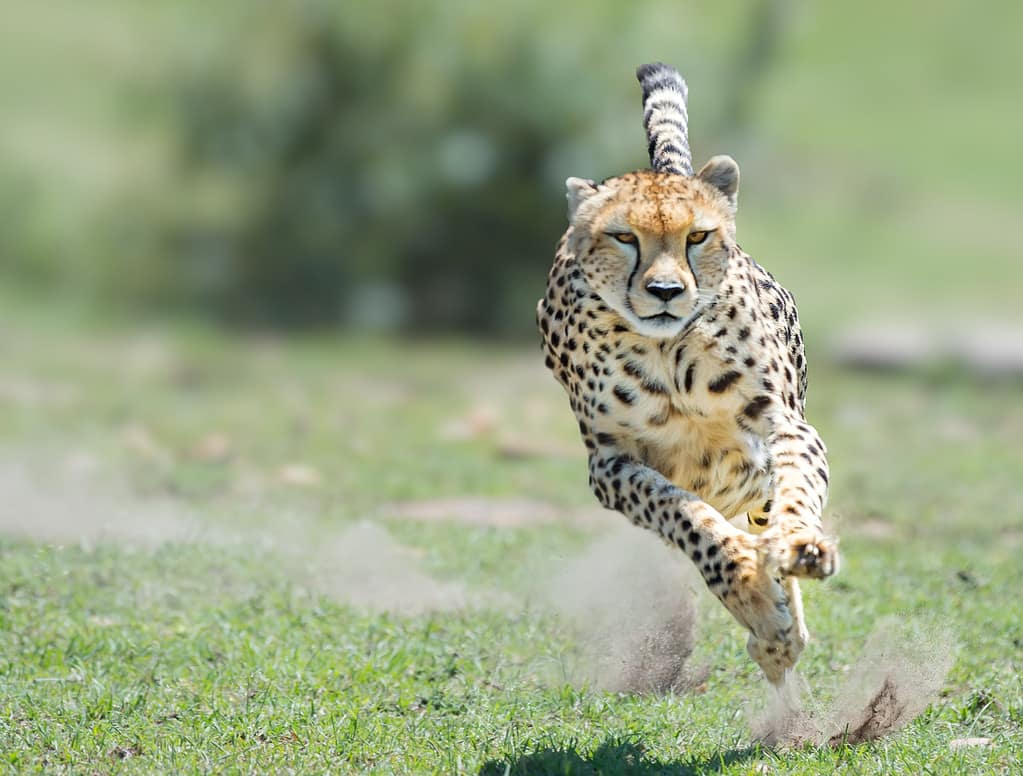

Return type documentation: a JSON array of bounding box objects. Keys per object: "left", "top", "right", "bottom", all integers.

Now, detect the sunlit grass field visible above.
[{"left": 1, "top": 302, "right": 1020, "bottom": 774}]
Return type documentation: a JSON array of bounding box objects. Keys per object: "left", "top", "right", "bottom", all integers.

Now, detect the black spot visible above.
[
  {"left": 743, "top": 395, "right": 772, "bottom": 420},
  {"left": 595, "top": 432, "right": 616, "bottom": 446},
  {"left": 708, "top": 370, "right": 742, "bottom": 393},
  {"left": 714, "top": 327, "right": 728, "bottom": 338},
  {"left": 744, "top": 357, "right": 755, "bottom": 368},
  {"left": 612, "top": 385, "right": 635, "bottom": 405},
  {"left": 623, "top": 360, "right": 644, "bottom": 378},
  {"left": 641, "top": 378, "right": 670, "bottom": 395},
  {"left": 684, "top": 363, "right": 695, "bottom": 392},
  {"left": 737, "top": 327, "right": 751, "bottom": 341},
  {"left": 817, "top": 467, "right": 829, "bottom": 484}
]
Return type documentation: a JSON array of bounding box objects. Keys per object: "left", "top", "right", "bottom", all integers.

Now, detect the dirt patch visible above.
[
  {"left": 751, "top": 617, "right": 956, "bottom": 747},
  {"left": 541, "top": 525, "right": 705, "bottom": 694}
]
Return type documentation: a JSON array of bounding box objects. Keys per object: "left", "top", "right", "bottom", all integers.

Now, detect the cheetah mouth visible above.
[{"left": 642, "top": 313, "right": 681, "bottom": 324}]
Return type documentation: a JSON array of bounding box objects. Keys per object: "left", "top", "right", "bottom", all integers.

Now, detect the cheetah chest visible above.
[
  {"left": 656, "top": 415, "right": 771, "bottom": 518},
  {"left": 596, "top": 350, "right": 772, "bottom": 518}
]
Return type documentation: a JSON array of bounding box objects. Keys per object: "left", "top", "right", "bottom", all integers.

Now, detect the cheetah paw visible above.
[{"left": 760, "top": 528, "right": 839, "bottom": 580}]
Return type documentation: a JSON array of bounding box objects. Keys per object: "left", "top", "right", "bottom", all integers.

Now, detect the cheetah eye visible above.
[
  {"left": 687, "top": 230, "right": 711, "bottom": 246},
  {"left": 609, "top": 232, "right": 638, "bottom": 245}
]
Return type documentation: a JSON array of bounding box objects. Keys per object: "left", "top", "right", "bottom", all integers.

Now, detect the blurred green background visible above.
[{"left": 3, "top": 0, "right": 1021, "bottom": 338}]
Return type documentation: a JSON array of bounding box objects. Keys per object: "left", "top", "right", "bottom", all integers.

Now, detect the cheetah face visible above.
[{"left": 565, "top": 159, "right": 740, "bottom": 339}]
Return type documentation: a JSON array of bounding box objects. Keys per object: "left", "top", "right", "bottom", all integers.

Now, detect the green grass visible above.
[{"left": 0, "top": 310, "right": 1020, "bottom": 773}]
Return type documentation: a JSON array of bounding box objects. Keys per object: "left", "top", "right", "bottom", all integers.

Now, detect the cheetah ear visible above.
[
  {"left": 565, "top": 177, "right": 597, "bottom": 221},
  {"left": 698, "top": 155, "right": 740, "bottom": 209}
]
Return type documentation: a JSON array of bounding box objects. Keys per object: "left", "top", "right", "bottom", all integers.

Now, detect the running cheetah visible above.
[{"left": 538, "top": 63, "right": 838, "bottom": 684}]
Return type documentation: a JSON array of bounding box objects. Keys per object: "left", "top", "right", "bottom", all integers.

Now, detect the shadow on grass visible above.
[{"left": 478, "top": 738, "right": 760, "bottom": 775}]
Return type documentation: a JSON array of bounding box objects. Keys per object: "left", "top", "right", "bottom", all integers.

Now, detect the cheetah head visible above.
[{"left": 565, "top": 158, "right": 740, "bottom": 339}]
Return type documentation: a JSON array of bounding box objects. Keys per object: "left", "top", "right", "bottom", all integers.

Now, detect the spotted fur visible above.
[{"left": 538, "top": 64, "right": 838, "bottom": 684}]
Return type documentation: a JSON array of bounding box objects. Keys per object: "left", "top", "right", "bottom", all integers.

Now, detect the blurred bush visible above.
[{"left": 165, "top": 3, "right": 579, "bottom": 332}]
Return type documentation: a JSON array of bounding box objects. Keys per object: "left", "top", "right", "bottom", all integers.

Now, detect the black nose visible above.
[{"left": 645, "top": 281, "right": 685, "bottom": 302}]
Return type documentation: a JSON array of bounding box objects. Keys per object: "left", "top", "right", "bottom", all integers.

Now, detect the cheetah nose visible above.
[{"left": 645, "top": 281, "right": 685, "bottom": 302}]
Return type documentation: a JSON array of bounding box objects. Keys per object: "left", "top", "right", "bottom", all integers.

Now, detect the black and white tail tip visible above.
[{"left": 636, "top": 62, "right": 693, "bottom": 176}]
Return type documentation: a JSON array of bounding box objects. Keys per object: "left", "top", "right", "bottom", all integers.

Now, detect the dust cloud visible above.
[
  {"left": 751, "top": 617, "right": 956, "bottom": 747},
  {"left": 539, "top": 525, "right": 705, "bottom": 694},
  {"left": 307, "top": 521, "right": 484, "bottom": 615},
  {"left": 0, "top": 455, "right": 212, "bottom": 547},
  {"left": 0, "top": 455, "right": 705, "bottom": 696},
  {"left": 0, "top": 455, "right": 481, "bottom": 615}
]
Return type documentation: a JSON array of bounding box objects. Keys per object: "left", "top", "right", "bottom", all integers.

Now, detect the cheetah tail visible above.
[{"left": 636, "top": 62, "right": 693, "bottom": 176}]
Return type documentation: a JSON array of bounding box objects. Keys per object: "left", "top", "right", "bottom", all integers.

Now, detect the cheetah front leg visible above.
[
  {"left": 759, "top": 415, "right": 838, "bottom": 580},
  {"left": 587, "top": 444, "right": 816, "bottom": 684},
  {"left": 744, "top": 416, "right": 838, "bottom": 682}
]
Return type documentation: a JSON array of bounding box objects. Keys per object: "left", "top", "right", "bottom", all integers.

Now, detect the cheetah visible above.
[{"left": 537, "top": 63, "right": 837, "bottom": 684}]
